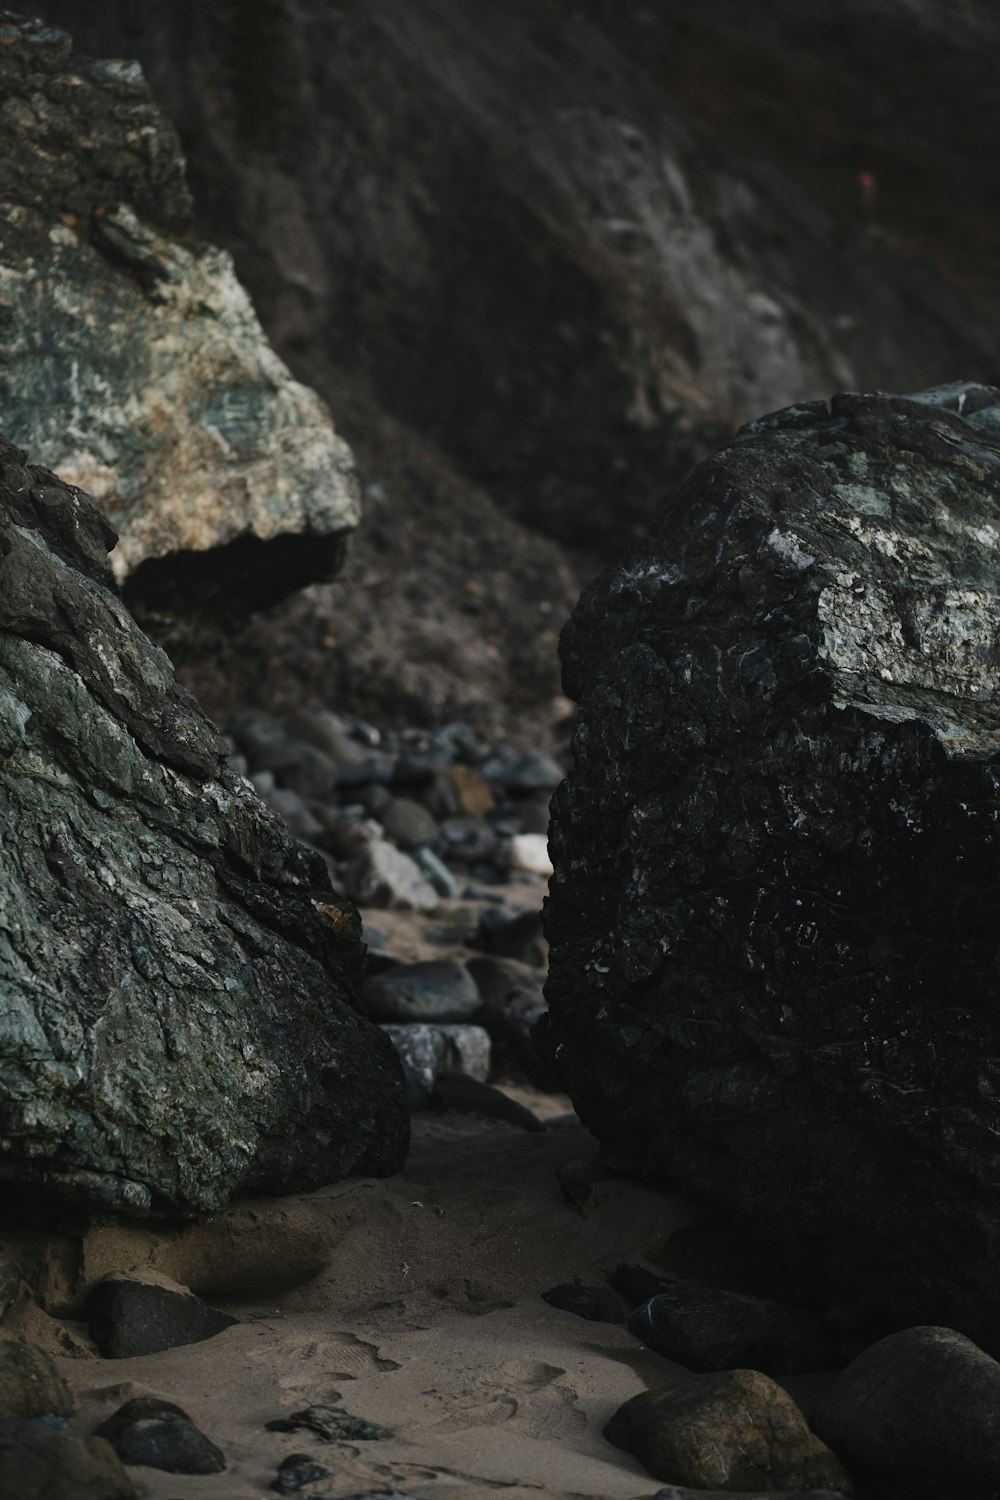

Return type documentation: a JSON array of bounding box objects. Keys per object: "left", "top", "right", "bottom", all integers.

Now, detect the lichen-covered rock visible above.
[
  {"left": 0, "top": 434, "right": 407, "bottom": 1218},
  {"left": 0, "top": 11, "right": 359, "bottom": 619},
  {"left": 541, "top": 383, "right": 1000, "bottom": 1349}
]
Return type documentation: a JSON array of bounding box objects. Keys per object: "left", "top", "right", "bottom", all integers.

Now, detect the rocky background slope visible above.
[{"left": 25, "top": 0, "right": 1000, "bottom": 742}]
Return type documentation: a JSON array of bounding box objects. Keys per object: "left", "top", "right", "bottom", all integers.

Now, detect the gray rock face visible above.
[
  {"left": 541, "top": 384, "right": 1000, "bottom": 1349},
  {"left": 0, "top": 12, "right": 359, "bottom": 621},
  {"left": 811, "top": 1326, "right": 1000, "bottom": 1494},
  {"left": 0, "top": 434, "right": 407, "bottom": 1218},
  {"left": 381, "top": 1024, "right": 490, "bottom": 1111}
]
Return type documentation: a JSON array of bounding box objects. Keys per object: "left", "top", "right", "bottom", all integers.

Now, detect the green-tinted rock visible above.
[
  {"left": 0, "top": 1418, "right": 135, "bottom": 1499},
  {"left": 97, "top": 1399, "right": 225, "bottom": 1475},
  {"left": 0, "top": 13, "right": 359, "bottom": 621},
  {"left": 0, "top": 1342, "right": 73, "bottom": 1420},
  {"left": 0, "top": 434, "right": 408, "bottom": 1218}
]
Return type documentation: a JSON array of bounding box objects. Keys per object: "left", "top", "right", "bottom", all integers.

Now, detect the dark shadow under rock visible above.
[
  {"left": 629, "top": 1284, "right": 838, "bottom": 1374},
  {"left": 542, "top": 1283, "right": 626, "bottom": 1325},
  {"left": 430, "top": 1072, "right": 546, "bottom": 1132}
]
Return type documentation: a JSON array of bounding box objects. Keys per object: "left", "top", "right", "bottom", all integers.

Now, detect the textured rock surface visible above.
[
  {"left": 86, "top": 1278, "right": 237, "bottom": 1359},
  {"left": 811, "top": 1326, "right": 1000, "bottom": 1494},
  {"left": 33, "top": 0, "right": 1000, "bottom": 740},
  {"left": 542, "top": 384, "right": 1000, "bottom": 1348},
  {"left": 0, "top": 1418, "right": 135, "bottom": 1500},
  {"left": 97, "top": 1398, "right": 226, "bottom": 1475},
  {"left": 0, "top": 12, "right": 359, "bottom": 620},
  {"left": 629, "top": 1286, "right": 836, "bottom": 1375},
  {"left": 0, "top": 1341, "right": 72, "bottom": 1418},
  {"left": 0, "top": 433, "right": 407, "bottom": 1218},
  {"left": 605, "top": 1373, "right": 853, "bottom": 1492}
]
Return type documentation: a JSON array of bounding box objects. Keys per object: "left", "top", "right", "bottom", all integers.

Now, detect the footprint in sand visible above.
[
  {"left": 419, "top": 1358, "right": 586, "bottom": 1438},
  {"left": 250, "top": 1329, "right": 400, "bottom": 1400}
]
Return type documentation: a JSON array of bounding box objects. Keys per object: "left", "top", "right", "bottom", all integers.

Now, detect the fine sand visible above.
[
  {"left": 1, "top": 891, "right": 838, "bottom": 1497},
  {"left": 6, "top": 1100, "right": 712, "bottom": 1500}
]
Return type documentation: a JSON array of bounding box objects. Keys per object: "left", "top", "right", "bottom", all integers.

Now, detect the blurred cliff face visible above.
[
  {"left": 30, "top": 0, "right": 1000, "bottom": 553},
  {"left": 23, "top": 0, "right": 1000, "bottom": 735}
]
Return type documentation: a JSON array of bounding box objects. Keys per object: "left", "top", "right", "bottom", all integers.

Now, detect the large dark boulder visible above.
[
  {"left": 26, "top": 0, "right": 1000, "bottom": 742},
  {"left": 540, "top": 383, "right": 1000, "bottom": 1350},
  {"left": 0, "top": 434, "right": 407, "bottom": 1219}
]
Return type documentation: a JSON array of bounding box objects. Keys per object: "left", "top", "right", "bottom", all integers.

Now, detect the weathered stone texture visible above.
[
  {"left": 0, "top": 434, "right": 407, "bottom": 1218},
  {"left": 541, "top": 383, "right": 1000, "bottom": 1350},
  {"left": 0, "top": 11, "right": 359, "bottom": 615}
]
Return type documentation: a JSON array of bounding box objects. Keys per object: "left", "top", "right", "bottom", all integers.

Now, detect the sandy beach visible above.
[{"left": 2, "top": 1100, "right": 725, "bottom": 1500}]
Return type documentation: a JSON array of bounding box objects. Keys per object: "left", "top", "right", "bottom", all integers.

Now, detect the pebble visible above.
[
  {"left": 365, "top": 959, "right": 481, "bottom": 1022},
  {"left": 411, "top": 845, "right": 460, "bottom": 897},
  {"left": 348, "top": 839, "right": 439, "bottom": 912},
  {"left": 380, "top": 796, "right": 438, "bottom": 849},
  {"left": 445, "top": 764, "right": 495, "bottom": 818},
  {"left": 272, "top": 1451, "right": 330, "bottom": 1494},
  {"left": 507, "top": 832, "right": 553, "bottom": 876},
  {"left": 382, "top": 1024, "right": 492, "bottom": 1110},
  {"left": 97, "top": 1399, "right": 226, "bottom": 1475},
  {"left": 86, "top": 1279, "right": 237, "bottom": 1359},
  {"left": 628, "top": 1284, "right": 838, "bottom": 1374},
  {"left": 605, "top": 1372, "right": 854, "bottom": 1492},
  {"left": 503, "top": 750, "right": 564, "bottom": 792},
  {"left": 266, "top": 1405, "right": 387, "bottom": 1441},
  {"left": 277, "top": 743, "right": 339, "bottom": 800},
  {"left": 264, "top": 788, "right": 325, "bottom": 843},
  {"left": 811, "top": 1324, "right": 1000, "bottom": 1493},
  {"left": 284, "top": 710, "right": 367, "bottom": 765}
]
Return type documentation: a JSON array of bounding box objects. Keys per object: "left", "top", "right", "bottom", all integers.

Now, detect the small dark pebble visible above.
[
  {"left": 271, "top": 1452, "right": 329, "bottom": 1494},
  {"left": 97, "top": 1400, "right": 225, "bottom": 1475},
  {"left": 265, "top": 1405, "right": 387, "bottom": 1442},
  {"left": 542, "top": 1282, "right": 627, "bottom": 1324}
]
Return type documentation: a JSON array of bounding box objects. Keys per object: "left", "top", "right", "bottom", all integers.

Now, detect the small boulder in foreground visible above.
[
  {"left": 605, "top": 1372, "right": 854, "bottom": 1492},
  {"left": 811, "top": 1325, "right": 1000, "bottom": 1494}
]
